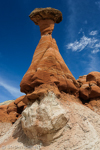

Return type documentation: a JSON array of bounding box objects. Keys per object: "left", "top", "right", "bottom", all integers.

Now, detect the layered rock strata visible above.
[{"left": 20, "top": 7, "right": 79, "bottom": 100}]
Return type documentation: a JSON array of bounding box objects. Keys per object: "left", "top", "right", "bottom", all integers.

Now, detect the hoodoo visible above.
[
  {"left": 20, "top": 7, "right": 79, "bottom": 100},
  {"left": 1, "top": 7, "right": 100, "bottom": 150}
]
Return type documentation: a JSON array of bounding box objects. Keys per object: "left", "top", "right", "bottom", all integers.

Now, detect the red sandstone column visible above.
[{"left": 20, "top": 8, "right": 79, "bottom": 96}]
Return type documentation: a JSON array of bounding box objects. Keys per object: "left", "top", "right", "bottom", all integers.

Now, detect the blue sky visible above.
[{"left": 0, "top": 0, "right": 100, "bottom": 102}]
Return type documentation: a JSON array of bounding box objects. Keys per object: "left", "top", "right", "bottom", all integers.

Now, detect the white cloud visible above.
[
  {"left": 0, "top": 77, "right": 23, "bottom": 99},
  {"left": 89, "top": 30, "right": 98, "bottom": 36},
  {"left": 67, "top": 35, "right": 98, "bottom": 52},
  {"left": 95, "top": 43, "right": 100, "bottom": 48},
  {"left": 91, "top": 49, "right": 100, "bottom": 54},
  {"left": 95, "top": 1, "right": 100, "bottom": 8}
]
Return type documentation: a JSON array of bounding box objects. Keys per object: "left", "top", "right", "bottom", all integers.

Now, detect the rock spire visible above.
[{"left": 20, "top": 7, "right": 79, "bottom": 101}]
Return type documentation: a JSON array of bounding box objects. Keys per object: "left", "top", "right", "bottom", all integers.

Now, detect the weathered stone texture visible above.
[
  {"left": 20, "top": 34, "right": 79, "bottom": 95},
  {"left": 29, "top": 7, "right": 62, "bottom": 25},
  {"left": 21, "top": 92, "right": 68, "bottom": 144}
]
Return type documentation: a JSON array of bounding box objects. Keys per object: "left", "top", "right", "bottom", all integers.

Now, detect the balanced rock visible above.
[
  {"left": 20, "top": 7, "right": 79, "bottom": 99},
  {"left": 29, "top": 7, "right": 62, "bottom": 25}
]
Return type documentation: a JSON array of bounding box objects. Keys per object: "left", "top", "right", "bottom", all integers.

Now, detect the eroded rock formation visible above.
[
  {"left": 77, "top": 71, "right": 100, "bottom": 115},
  {"left": 29, "top": 7, "right": 62, "bottom": 25},
  {"left": 21, "top": 92, "right": 68, "bottom": 144},
  {"left": 77, "top": 72, "right": 100, "bottom": 101},
  {"left": 0, "top": 96, "right": 27, "bottom": 124},
  {"left": 0, "top": 7, "right": 100, "bottom": 150},
  {"left": 20, "top": 7, "right": 79, "bottom": 101}
]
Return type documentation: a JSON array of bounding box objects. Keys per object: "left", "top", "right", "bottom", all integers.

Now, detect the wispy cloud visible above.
[
  {"left": 67, "top": 35, "right": 98, "bottom": 52},
  {"left": 0, "top": 76, "right": 24, "bottom": 100},
  {"left": 89, "top": 30, "right": 98, "bottom": 36},
  {"left": 95, "top": 42, "right": 100, "bottom": 48},
  {"left": 91, "top": 49, "right": 100, "bottom": 54},
  {"left": 66, "top": 29, "right": 100, "bottom": 75},
  {"left": 67, "top": 30, "right": 100, "bottom": 53},
  {"left": 95, "top": 1, "right": 100, "bottom": 9}
]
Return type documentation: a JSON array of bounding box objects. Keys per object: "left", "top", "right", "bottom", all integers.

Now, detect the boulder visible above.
[
  {"left": 21, "top": 92, "right": 68, "bottom": 144},
  {"left": 77, "top": 75, "right": 87, "bottom": 86},
  {"left": 78, "top": 72, "right": 100, "bottom": 101},
  {"left": 29, "top": 7, "right": 62, "bottom": 25},
  {"left": 79, "top": 83, "right": 90, "bottom": 100},
  {"left": 86, "top": 71, "right": 100, "bottom": 86},
  {"left": 14, "top": 95, "right": 25, "bottom": 105},
  {"left": 89, "top": 86, "right": 100, "bottom": 99},
  {"left": 17, "top": 101, "right": 26, "bottom": 108}
]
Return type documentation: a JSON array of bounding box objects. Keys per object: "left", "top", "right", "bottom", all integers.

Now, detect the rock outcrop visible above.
[
  {"left": 77, "top": 72, "right": 100, "bottom": 101},
  {"left": 0, "top": 96, "right": 27, "bottom": 124},
  {"left": 21, "top": 92, "right": 68, "bottom": 144},
  {"left": 77, "top": 71, "right": 100, "bottom": 115}
]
